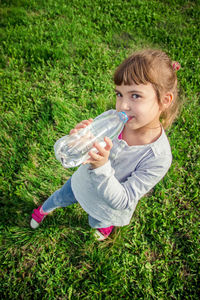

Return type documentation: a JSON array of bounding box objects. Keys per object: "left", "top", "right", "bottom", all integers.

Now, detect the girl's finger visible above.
[
  {"left": 92, "top": 142, "right": 106, "bottom": 156},
  {"left": 88, "top": 150, "right": 102, "bottom": 161},
  {"left": 69, "top": 129, "right": 78, "bottom": 135},
  {"left": 104, "top": 137, "right": 113, "bottom": 151},
  {"left": 75, "top": 124, "right": 86, "bottom": 130},
  {"left": 81, "top": 120, "right": 91, "bottom": 125},
  {"left": 82, "top": 157, "right": 95, "bottom": 165},
  {"left": 81, "top": 119, "right": 93, "bottom": 125},
  {"left": 75, "top": 119, "right": 93, "bottom": 129},
  {"left": 92, "top": 138, "right": 112, "bottom": 156}
]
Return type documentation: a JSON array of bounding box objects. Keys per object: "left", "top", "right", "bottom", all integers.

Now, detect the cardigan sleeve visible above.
[{"left": 88, "top": 153, "right": 172, "bottom": 210}]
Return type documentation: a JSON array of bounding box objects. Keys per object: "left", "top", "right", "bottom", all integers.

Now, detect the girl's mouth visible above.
[{"left": 128, "top": 116, "right": 133, "bottom": 122}]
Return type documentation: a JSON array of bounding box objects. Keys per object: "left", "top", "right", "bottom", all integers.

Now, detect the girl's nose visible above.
[{"left": 120, "top": 99, "right": 130, "bottom": 111}]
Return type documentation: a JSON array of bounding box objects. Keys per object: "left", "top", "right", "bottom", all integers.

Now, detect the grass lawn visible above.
[{"left": 0, "top": 0, "right": 199, "bottom": 299}]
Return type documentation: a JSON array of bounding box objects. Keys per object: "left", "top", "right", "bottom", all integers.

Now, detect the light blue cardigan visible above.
[{"left": 71, "top": 110, "right": 172, "bottom": 226}]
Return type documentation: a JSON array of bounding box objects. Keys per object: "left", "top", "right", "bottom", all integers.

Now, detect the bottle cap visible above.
[{"left": 118, "top": 111, "right": 128, "bottom": 124}]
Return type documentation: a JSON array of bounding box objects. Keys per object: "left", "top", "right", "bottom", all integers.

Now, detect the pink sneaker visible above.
[
  {"left": 94, "top": 226, "right": 115, "bottom": 241},
  {"left": 30, "top": 206, "right": 48, "bottom": 229}
]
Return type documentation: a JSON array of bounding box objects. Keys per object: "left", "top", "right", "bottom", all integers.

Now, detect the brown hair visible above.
[{"left": 114, "top": 49, "right": 181, "bottom": 129}]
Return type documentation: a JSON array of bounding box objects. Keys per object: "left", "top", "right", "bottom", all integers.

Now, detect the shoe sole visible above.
[
  {"left": 30, "top": 217, "right": 46, "bottom": 229},
  {"left": 94, "top": 229, "right": 108, "bottom": 241}
]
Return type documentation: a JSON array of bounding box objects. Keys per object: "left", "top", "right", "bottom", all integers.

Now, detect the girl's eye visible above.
[
  {"left": 116, "top": 92, "right": 122, "bottom": 97},
  {"left": 132, "top": 94, "right": 140, "bottom": 99}
]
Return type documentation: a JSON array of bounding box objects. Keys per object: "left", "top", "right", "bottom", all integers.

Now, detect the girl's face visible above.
[{"left": 115, "top": 83, "right": 162, "bottom": 131}]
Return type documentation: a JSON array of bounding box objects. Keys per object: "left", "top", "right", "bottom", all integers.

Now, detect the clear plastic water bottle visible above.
[{"left": 54, "top": 110, "right": 128, "bottom": 168}]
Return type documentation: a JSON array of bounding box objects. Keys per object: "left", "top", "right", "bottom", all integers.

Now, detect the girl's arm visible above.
[{"left": 87, "top": 153, "right": 172, "bottom": 210}]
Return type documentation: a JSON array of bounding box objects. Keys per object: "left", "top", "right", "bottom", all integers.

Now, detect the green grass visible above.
[{"left": 0, "top": 0, "right": 199, "bottom": 298}]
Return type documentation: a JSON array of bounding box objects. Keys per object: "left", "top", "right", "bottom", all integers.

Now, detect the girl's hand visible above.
[
  {"left": 83, "top": 137, "right": 113, "bottom": 169},
  {"left": 69, "top": 118, "right": 93, "bottom": 135}
]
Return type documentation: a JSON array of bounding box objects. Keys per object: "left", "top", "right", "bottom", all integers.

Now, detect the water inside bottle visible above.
[
  {"left": 60, "top": 137, "right": 107, "bottom": 168},
  {"left": 60, "top": 149, "right": 91, "bottom": 168}
]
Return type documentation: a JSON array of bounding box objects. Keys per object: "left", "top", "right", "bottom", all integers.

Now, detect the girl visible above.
[{"left": 30, "top": 49, "right": 181, "bottom": 241}]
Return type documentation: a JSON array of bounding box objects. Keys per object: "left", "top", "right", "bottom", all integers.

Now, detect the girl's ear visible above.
[{"left": 161, "top": 92, "right": 173, "bottom": 109}]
